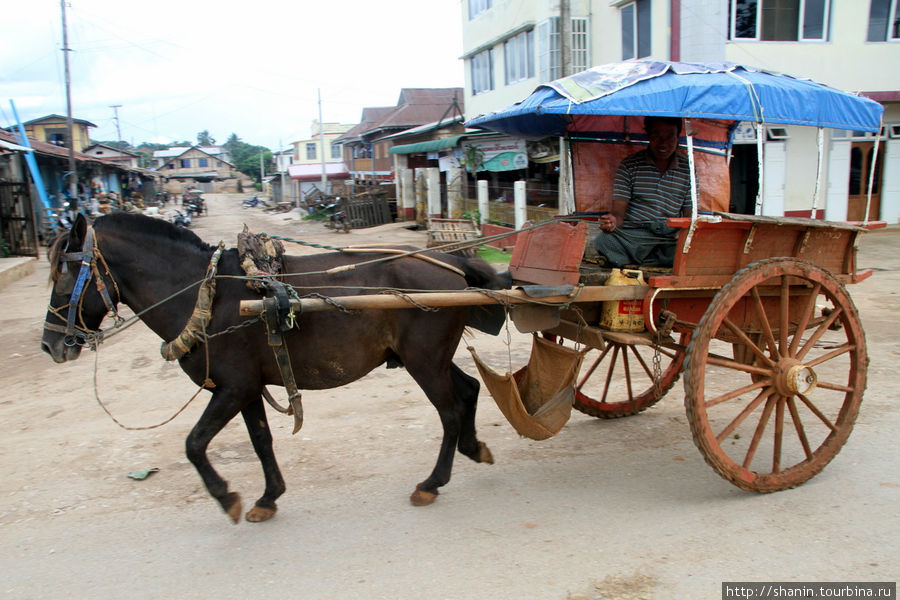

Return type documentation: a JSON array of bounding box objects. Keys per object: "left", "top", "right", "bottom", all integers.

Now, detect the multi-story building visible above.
[
  {"left": 461, "top": 0, "right": 900, "bottom": 223},
  {"left": 287, "top": 121, "right": 352, "bottom": 201},
  {"left": 21, "top": 114, "right": 95, "bottom": 152},
  {"left": 337, "top": 88, "right": 466, "bottom": 185},
  {"left": 154, "top": 146, "right": 241, "bottom": 194}
]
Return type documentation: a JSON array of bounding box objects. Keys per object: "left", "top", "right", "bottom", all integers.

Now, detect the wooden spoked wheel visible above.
[
  {"left": 573, "top": 332, "right": 689, "bottom": 419},
  {"left": 684, "top": 258, "right": 867, "bottom": 492}
]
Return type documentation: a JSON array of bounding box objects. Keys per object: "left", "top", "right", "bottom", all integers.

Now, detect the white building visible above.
[
  {"left": 288, "top": 121, "right": 352, "bottom": 202},
  {"left": 461, "top": 0, "right": 900, "bottom": 222}
]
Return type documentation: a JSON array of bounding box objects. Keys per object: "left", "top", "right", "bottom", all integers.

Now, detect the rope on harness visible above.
[{"left": 159, "top": 243, "right": 225, "bottom": 363}]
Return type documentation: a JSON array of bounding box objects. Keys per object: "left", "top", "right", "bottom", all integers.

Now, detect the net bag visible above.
[{"left": 468, "top": 335, "right": 586, "bottom": 441}]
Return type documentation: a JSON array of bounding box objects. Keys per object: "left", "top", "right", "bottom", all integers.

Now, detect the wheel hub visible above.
[{"left": 774, "top": 358, "right": 817, "bottom": 396}]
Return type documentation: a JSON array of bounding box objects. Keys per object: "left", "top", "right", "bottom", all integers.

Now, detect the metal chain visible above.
[
  {"left": 377, "top": 289, "right": 440, "bottom": 312},
  {"left": 651, "top": 334, "right": 663, "bottom": 400},
  {"left": 199, "top": 315, "right": 262, "bottom": 341}
]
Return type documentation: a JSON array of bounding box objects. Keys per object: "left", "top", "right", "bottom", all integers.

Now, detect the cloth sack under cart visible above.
[{"left": 468, "top": 335, "right": 586, "bottom": 441}]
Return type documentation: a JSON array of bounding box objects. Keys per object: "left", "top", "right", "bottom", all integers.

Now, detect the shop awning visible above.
[{"left": 389, "top": 133, "right": 495, "bottom": 155}]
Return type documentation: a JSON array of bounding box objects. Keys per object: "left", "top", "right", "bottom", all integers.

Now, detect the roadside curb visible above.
[{"left": 0, "top": 257, "right": 36, "bottom": 291}]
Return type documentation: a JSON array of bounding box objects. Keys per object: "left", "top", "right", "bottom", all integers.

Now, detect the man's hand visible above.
[{"left": 599, "top": 213, "right": 617, "bottom": 232}]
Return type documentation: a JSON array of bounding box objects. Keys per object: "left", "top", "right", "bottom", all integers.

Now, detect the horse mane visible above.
[
  {"left": 97, "top": 212, "right": 216, "bottom": 252},
  {"left": 49, "top": 212, "right": 215, "bottom": 282}
]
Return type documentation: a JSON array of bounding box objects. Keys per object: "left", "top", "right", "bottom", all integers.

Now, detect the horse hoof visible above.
[
  {"left": 223, "top": 492, "right": 242, "bottom": 524},
  {"left": 410, "top": 488, "right": 438, "bottom": 506},
  {"left": 245, "top": 504, "right": 277, "bottom": 522},
  {"left": 478, "top": 442, "right": 495, "bottom": 464}
]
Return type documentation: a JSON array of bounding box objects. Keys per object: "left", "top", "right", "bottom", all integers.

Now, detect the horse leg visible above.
[
  {"left": 185, "top": 389, "right": 247, "bottom": 524},
  {"left": 241, "top": 397, "right": 286, "bottom": 523},
  {"left": 451, "top": 363, "right": 494, "bottom": 465},
  {"left": 405, "top": 356, "right": 489, "bottom": 507}
]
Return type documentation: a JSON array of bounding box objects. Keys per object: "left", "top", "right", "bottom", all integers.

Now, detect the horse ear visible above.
[{"left": 70, "top": 213, "right": 88, "bottom": 248}]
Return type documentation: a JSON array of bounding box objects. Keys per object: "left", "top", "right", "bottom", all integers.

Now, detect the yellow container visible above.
[{"left": 599, "top": 269, "right": 645, "bottom": 332}]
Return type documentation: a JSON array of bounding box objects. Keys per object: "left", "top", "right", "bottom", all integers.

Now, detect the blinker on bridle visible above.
[{"left": 45, "top": 224, "right": 120, "bottom": 348}]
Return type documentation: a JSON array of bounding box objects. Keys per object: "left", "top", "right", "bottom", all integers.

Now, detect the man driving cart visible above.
[{"left": 594, "top": 116, "right": 693, "bottom": 268}]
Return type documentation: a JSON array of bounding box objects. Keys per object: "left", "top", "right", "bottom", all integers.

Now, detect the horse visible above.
[{"left": 41, "top": 212, "right": 509, "bottom": 524}]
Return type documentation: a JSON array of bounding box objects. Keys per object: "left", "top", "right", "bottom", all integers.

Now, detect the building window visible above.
[
  {"left": 167, "top": 164, "right": 174, "bottom": 170},
  {"left": 537, "top": 17, "right": 590, "bottom": 82},
  {"left": 198, "top": 158, "right": 208, "bottom": 168},
  {"left": 471, "top": 48, "right": 494, "bottom": 94},
  {"left": 330, "top": 143, "right": 342, "bottom": 159},
  {"left": 468, "top": 0, "right": 491, "bottom": 19},
  {"left": 180, "top": 159, "right": 191, "bottom": 168},
  {"left": 867, "top": 0, "right": 900, "bottom": 41},
  {"left": 46, "top": 129, "right": 67, "bottom": 146},
  {"left": 504, "top": 29, "right": 534, "bottom": 84},
  {"left": 621, "top": 0, "right": 651, "bottom": 60},
  {"left": 306, "top": 143, "right": 317, "bottom": 160},
  {"left": 730, "top": 0, "right": 831, "bottom": 41}
]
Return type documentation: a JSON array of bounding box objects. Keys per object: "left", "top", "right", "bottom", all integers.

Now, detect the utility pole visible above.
[
  {"left": 110, "top": 104, "right": 122, "bottom": 143},
  {"left": 279, "top": 138, "right": 286, "bottom": 205},
  {"left": 560, "top": 0, "right": 572, "bottom": 78},
  {"left": 318, "top": 88, "right": 328, "bottom": 194},
  {"left": 61, "top": 0, "right": 77, "bottom": 201},
  {"left": 259, "top": 151, "right": 265, "bottom": 194}
]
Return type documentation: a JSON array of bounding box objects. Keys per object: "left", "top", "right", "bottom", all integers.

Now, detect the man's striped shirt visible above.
[{"left": 612, "top": 149, "right": 693, "bottom": 226}]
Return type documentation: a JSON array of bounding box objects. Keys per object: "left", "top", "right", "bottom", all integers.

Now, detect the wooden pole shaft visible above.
[{"left": 239, "top": 285, "right": 649, "bottom": 316}]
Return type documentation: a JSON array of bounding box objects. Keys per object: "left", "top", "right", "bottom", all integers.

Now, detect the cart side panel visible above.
[{"left": 657, "top": 217, "right": 863, "bottom": 288}]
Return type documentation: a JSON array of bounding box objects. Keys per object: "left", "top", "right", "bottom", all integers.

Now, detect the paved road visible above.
[{"left": 1, "top": 196, "right": 897, "bottom": 599}]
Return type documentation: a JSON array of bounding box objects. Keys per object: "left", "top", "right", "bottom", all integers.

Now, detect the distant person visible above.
[{"left": 594, "top": 116, "right": 693, "bottom": 267}]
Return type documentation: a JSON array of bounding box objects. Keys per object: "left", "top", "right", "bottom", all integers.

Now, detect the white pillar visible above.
[
  {"left": 447, "top": 166, "right": 464, "bottom": 218},
  {"left": 426, "top": 167, "right": 441, "bottom": 218},
  {"left": 514, "top": 180, "right": 527, "bottom": 230},
  {"left": 400, "top": 168, "right": 415, "bottom": 221},
  {"left": 477, "top": 179, "right": 489, "bottom": 225},
  {"left": 415, "top": 169, "right": 427, "bottom": 225},
  {"left": 558, "top": 136, "right": 574, "bottom": 215}
]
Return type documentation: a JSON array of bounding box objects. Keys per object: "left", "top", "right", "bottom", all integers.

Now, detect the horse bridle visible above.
[{"left": 45, "top": 224, "right": 121, "bottom": 347}]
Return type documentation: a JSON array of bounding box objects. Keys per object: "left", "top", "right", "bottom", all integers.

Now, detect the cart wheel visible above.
[
  {"left": 573, "top": 332, "right": 689, "bottom": 419},
  {"left": 684, "top": 258, "right": 866, "bottom": 492}
]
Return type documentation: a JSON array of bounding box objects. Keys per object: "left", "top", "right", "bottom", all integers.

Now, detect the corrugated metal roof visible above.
[
  {"left": 388, "top": 132, "right": 495, "bottom": 154},
  {"left": 0, "top": 138, "right": 32, "bottom": 152}
]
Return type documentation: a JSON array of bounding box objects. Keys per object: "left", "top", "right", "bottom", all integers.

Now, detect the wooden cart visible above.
[
  {"left": 505, "top": 214, "right": 882, "bottom": 492},
  {"left": 241, "top": 61, "right": 887, "bottom": 493}
]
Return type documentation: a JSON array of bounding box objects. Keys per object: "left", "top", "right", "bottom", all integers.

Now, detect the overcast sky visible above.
[{"left": 1, "top": 0, "right": 465, "bottom": 151}]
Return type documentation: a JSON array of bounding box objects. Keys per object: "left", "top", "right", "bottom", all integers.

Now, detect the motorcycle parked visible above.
[
  {"left": 243, "top": 194, "right": 262, "bottom": 208},
  {"left": 323, "top": 201, "right": 350, "bottom": 233},
  {"left": 183, "top": 190, "right": 205, "bottom": 217}
]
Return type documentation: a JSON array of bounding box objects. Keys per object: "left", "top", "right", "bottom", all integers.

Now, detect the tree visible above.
[
  {"left": 197, "top": 130, "right": 216, "bottom": 146},
  {"left": 93, "top": 139, "right": 133, "bottom": 150},
  {"left": 224, "top": 132, "right": 273, "bottom": 182}
]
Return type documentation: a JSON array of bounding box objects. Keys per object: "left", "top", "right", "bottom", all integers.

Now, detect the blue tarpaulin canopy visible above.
[{"left": 467, "top": 61, "right": 884, "bottom": 139}]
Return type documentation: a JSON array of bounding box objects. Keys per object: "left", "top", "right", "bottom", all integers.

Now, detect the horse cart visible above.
[
  {"left": 41, "top": 62, "right": 886, "bottom": 523},
  {"left": 243, "top": 61, "right": 886, "bottom": 494}
]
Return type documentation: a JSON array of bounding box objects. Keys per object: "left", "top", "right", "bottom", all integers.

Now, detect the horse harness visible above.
[
  {"left": 45, "top": 224, "right": 121, "bottom": 347},
  {"left": 236, "top": 229, "right": 305, "bottom": 434}
]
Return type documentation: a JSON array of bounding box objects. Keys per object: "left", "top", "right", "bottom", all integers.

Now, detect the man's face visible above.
[{"left": 646, "top": 122, "right": 680, "bottom": 162}]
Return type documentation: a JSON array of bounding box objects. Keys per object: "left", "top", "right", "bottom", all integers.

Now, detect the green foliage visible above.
[
  {"left": 224, "top": 132, "right": 273, "bottom": 181},
  {"left": 197, "top": 130, "right": 216, "bottom": 146},
  {"left": 93, "top": 139, "right": 133, "bottom": 150},
  {"left": 476, "top": 245, "right": 511, "bottom": 264},
  {"left": 461, "top": 209, "right": 481, "bottom": 223},
  {"left": 0, "top": 235, "right": 10, "bottom": 258}
]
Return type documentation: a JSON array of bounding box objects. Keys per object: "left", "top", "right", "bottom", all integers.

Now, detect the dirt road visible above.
[{"left": 1, "top": 195, "right": 897, "bottom": 599}]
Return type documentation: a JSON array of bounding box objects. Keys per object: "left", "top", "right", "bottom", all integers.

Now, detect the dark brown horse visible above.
[{"left": 41, "top": 213, "right": 508, "bottom": 523}]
